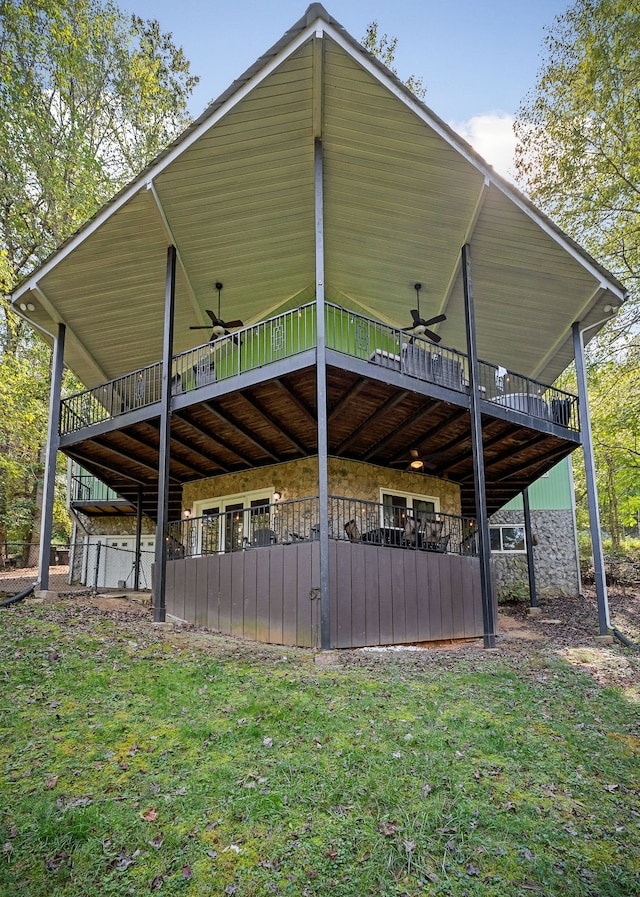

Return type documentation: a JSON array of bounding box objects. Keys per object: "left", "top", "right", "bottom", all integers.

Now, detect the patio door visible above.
[{"left": 192, "top": 488, "right": 274, "bottom": 554}]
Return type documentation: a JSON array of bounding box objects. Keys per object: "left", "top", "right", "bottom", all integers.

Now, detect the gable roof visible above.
[{"left": 11, "top": 3, "right": 626, "bottom": 388}]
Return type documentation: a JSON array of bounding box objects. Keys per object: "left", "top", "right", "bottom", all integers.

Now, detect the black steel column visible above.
[
  {"left": 153, "top": 245, "right": 176, "bottom": 622},
  {"left": 315, "top": 137, "right": 331, "bottom": 650},
  {"left": 38, "top": 322, "right": 66, "bottom": 591},
  {"left": 134, "top": 487, "right": 143, "bottom": 591},
  {"left": 522, "top": 488, "right": 538, "bottom": 609},
  {"left": 461, "top": 244, "right": 496, "bottom": 647},
  {"left": 572, "top": 322, "right": 609, "bottom": 635}
]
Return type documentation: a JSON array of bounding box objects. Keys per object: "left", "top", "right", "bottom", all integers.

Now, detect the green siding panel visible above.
[{"left": 502, "top": 459, "right": 573, "bottom": 511}]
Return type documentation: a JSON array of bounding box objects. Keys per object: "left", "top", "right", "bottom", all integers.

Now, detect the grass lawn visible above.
[{"left": 1, "top": 596, "right": 639, "bottom": 896}]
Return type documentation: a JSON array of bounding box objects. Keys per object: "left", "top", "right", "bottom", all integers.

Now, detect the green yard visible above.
[{"left": 1, "top": 595, "right": 638, "bottom": 896}]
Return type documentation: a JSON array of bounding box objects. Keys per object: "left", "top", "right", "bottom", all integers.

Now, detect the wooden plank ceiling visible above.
[{"left": 65, "top": 363, "right": 577, "bottom": 521}]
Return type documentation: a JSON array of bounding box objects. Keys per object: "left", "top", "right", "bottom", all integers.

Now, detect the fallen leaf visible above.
[
  {"left": 182, "top": 865, "right": 193, "bottom": 878},
  {"left": 46, "top": 776, "right": 58, "bottom": 789},
  {"left": 466, "top": 863, "right": 480, "bottom": 876},
  {"left": 263, "top": 737, "right": 273, "bottom": 747},
  {"left": 148, "top": 834, "right": 164, "bottom": 850},
  {"left": 151, "top": 875, "right": 164, "bottom": 890},
  {"left": 141, "top": 807, "right": 158, "bottom": 822}
]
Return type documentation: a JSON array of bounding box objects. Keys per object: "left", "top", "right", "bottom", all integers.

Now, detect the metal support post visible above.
[
  {"left": 134, "top": 487, "right": 143, "bottom": 591},
  {"left": 153, "top": 245, "right": 177, "bottom": 622},
  {"left": 461, "top": 244, "right": 496, "bottom": 647},
  {"left": 315, "top": 137, "right": 331, "bottom": 650},
  {"left": 522, "top": 488, "right": 538, "bottom": 609},
  {"left": 38, "top": 322, "right": 66, "bottom": 591},
  {"left": 572, "top": 322, "right": 610, "bottom": 634}
]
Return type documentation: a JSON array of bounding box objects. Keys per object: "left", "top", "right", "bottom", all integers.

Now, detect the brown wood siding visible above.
[{"left": 165, "top": 543, "right": 486, "bottom": 648}]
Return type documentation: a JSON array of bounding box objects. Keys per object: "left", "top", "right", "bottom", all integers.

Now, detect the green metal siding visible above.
[{"left": 502, "top": 458, "right": 573, "bottom": 511}]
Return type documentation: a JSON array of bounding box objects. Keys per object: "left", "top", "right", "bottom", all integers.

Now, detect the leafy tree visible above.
[
  {"left": 514, "top": 0, "right": 640, "bottom": 346},
  {"left": 362, "top": 21, "right": 426, "bottom": 99},
  {"left": 515, "top": 0, "right": 640, "bottom": 552},
  {"left": 0, "top": 0, "right": 198, "bottom": 548}
]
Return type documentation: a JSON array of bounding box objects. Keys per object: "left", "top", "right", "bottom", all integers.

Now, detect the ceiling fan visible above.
[
  {"left": 189, "top": 282, "right": 243, "bottom": 341},
  {"left": 390, "top": 447, "right": 445, "bottom": 472},
  {"left": 402, "top": 283, "right": 446, "bottom": 343}
]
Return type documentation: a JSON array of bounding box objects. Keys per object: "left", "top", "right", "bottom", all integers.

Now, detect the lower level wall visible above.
[
  {"left": 165, "top": 542, "right": 489, "bottom": 648},
  {"left": 490, "top": 508, "right": 579, "bottom": 600}
]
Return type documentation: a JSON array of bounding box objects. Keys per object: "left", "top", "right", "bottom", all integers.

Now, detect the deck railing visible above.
[
  {"left": 71, "top": 471, "right": 122, "bottom": 503},
  {"left": 477, "top": 360, "right": 580, "bottom": 430},
  {"left": 325, "top": 303, "right": 469, "bottom": 394},
  {"left": 60, "top": 301, "right": 578, "bottom": 435},
  {"left": 166, "top": 495, "right": 475, "bottom": 559}
]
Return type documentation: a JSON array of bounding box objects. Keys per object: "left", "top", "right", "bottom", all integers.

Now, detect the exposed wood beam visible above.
[
  {"left": 66, "top": 452, "right": 147, "bottom": 487},
  {"left": 177, "top": 411, "right": 255, "bottom": 467},
  {"left": 336, "top": 390, "right": 410, "bottom": 455},
  {"left": 275, "top": 378, "right": 317, "bottom": 426},
  {"left": 327, "top": 378, "right": 368, "bottom": 423},
  {"left": 203, "top": 402, "right": 281, "bottom": 462},
  {"left": 238, "top": 392, "right": 309, "bottom": 456},
  {"left": 145, "top": 421, "right": 230, "bottom": 473},
  {"left": 126, "top": 423, "right": 210, "bottom": 478},
  {"left": 443, "top": 424, "right": 512, "bottom": 473},
  {"left": 387, "top": 405, "right": 466, "bottom": 464},
  {"left": 363, "top": 400, "right": 441, "bottom": 462},
  {"left": 95, "top": 437, "right": 180, "bottom": 482}
]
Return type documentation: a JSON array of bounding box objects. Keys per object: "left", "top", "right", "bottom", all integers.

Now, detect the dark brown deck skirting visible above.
[{"left": 164, "top": 542, "right": 491, "bottom": 648}]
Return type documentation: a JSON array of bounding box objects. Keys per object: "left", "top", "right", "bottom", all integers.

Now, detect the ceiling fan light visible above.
[{"left": 410, "top": 459, "right": 424, "bottom": 470}]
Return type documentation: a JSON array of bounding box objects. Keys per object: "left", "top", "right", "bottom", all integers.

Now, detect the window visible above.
[
  {"left": 379, "top": 489, "right": 439, "bottom": 528},
  {"left": 192, "top": 488, "right": 274, "bottom": 553},
  {"left": 490, "top": 525, "right": 526, "bottom": 552}
]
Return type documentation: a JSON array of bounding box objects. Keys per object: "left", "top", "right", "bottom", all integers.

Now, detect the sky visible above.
[{"left": 119, "top": 0, "right": 571, "bottom": 180}]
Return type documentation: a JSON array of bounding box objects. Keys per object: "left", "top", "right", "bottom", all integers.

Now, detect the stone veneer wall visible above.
[
  {"left": 490, "top": 508, "right": 580, "bottom": 600},
  {"left": 74, "top": 511, "right": 156, "bottom": 537},
  {"left": 182, "top": 457, "right": 461, "bottom": 515}
]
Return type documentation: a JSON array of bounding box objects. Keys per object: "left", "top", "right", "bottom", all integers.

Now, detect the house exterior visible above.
[
  {"left": 490, "top": 459, "right": 581, "bottom": 601},
  {"left": 10, "top": 5, "right": 625, "bottom": 649}
]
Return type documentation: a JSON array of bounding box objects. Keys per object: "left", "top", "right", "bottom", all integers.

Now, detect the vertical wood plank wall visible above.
[{"left": 165, "top": 542, "right": 487, "bottom": 648}]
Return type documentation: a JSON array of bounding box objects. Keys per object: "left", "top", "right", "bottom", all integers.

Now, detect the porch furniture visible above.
[
  {"left": 251, "top": 528, "right": 277, "bottom": 547},
  {"left": 551, "top": 397, "right": 574, "bottom": 426},
  {"left": 362, "top": 525, "right": 406, "bottom": 547},
  {"left": 492, "top": 392, "right": 550, "bottom": 419},
  {"left": 401, "top": 343, "right": 464, "bottom": 389},
  {"left": 423, "top": 518, "right": 449, "bottom": 553},
  {"left": 368, "top": 348, "right": 401, "bottom": 370},
  {"left": 193, "top": 349, "right": 216, "bottom": 386},
  {"left": 344, "top": 519, "right": 361, "bottom": 542}
]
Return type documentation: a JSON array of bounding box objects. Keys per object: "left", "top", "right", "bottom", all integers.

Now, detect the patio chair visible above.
[{"left": 344, "top": 519, "right": 361, "bottom": 542}]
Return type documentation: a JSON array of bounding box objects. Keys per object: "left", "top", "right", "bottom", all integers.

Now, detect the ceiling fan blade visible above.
[
  {"left": 189, "top": 325, "right": 212, "bottom": 330},
  {"left": 409, "top": 308, "right": 421, "bottom": 326},
  {"left": 422, "top": 328, "right": 442, "bottom": 343},
  {"left": 423, "top": 313, "right": 446, "bottom": 327},
  {"left": 205, "top": 309, "right": 220, "bottom": 324},
  {"left": 222, "top": 319, "right": 244, "bottom": 329}
]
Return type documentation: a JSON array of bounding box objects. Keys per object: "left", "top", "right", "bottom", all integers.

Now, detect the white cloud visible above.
[{"left": 450, "top": 112, "right": 517, "bottom": 182}]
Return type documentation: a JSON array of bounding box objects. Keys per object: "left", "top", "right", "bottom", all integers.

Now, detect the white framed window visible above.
[
  {"left": 490, "top": 525, "right": 526, "bottom": 553},
  {"left": 191, "top": 487, "right": 274, "bottom": 553},
  {"left": 378, "top": 488, "right": 439, "bottom": 528}
]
